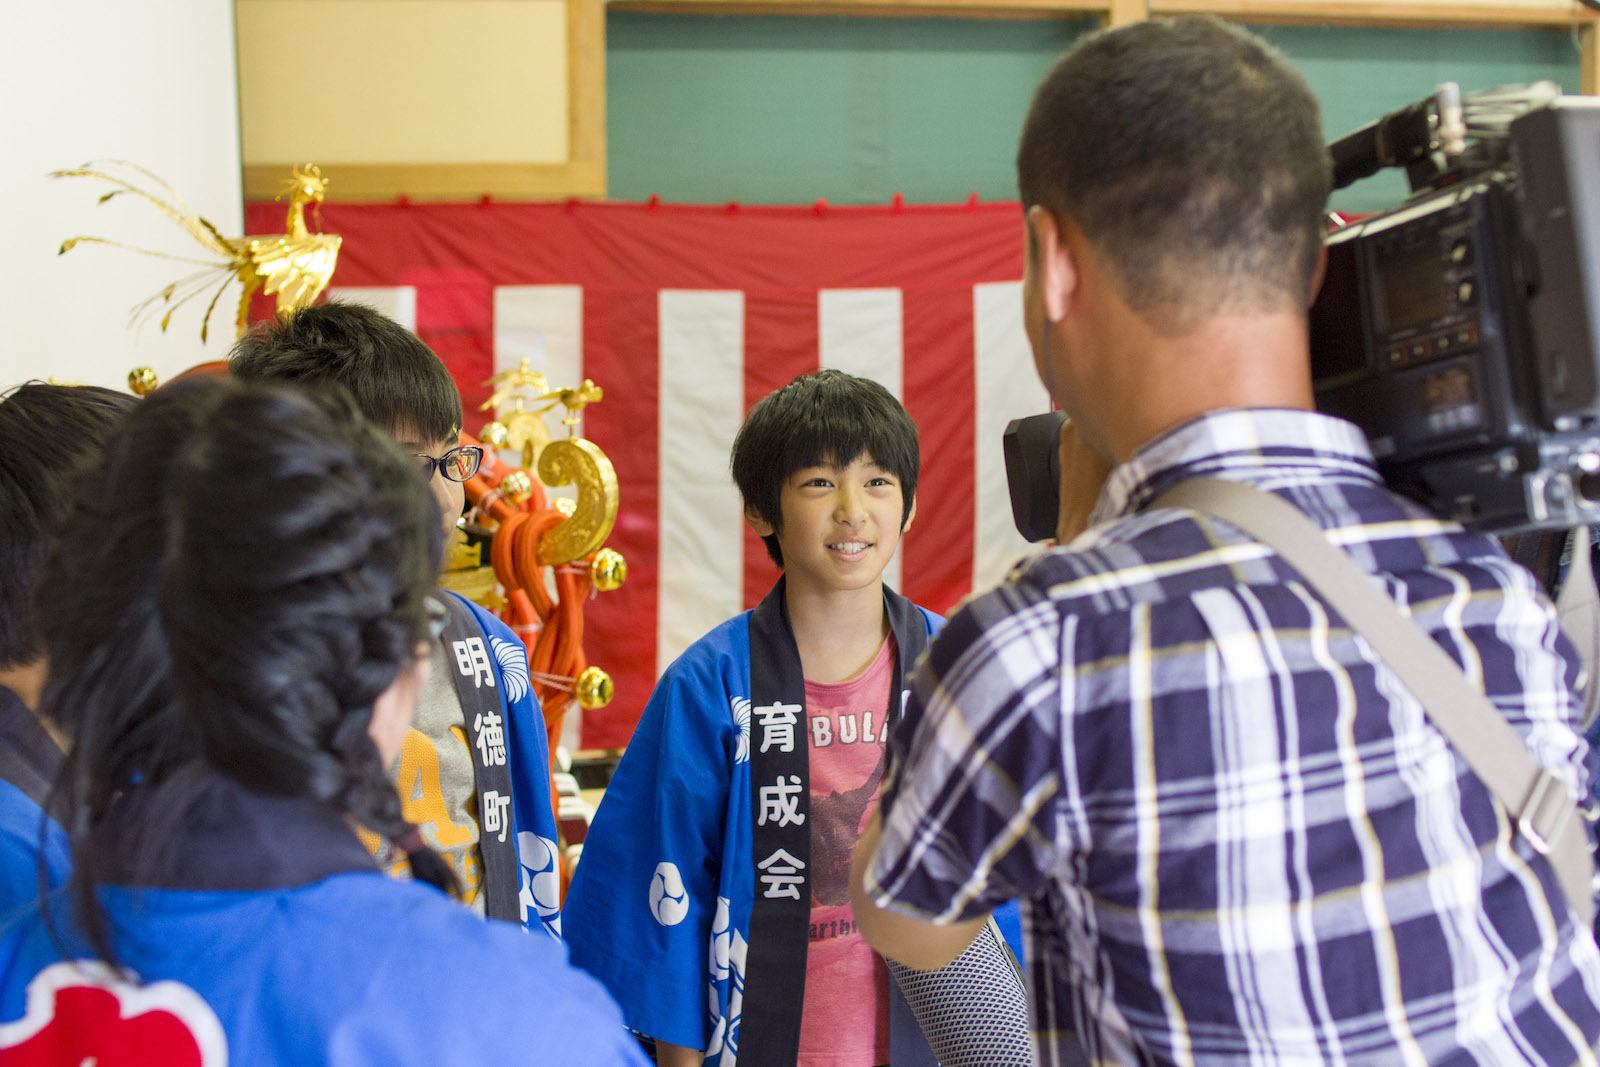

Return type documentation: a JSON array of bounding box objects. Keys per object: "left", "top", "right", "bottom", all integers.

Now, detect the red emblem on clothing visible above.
[{"left": 0, "top": 962, "right": 227, "bottom": 1066}]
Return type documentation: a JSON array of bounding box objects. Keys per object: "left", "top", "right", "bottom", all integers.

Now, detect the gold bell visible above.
[
  {"left": 499, "top": 470, "right": 534, "bottom": 503},
  {"left": 128, "top": 366, "right": 159, "bottom": 397},
  {"left": 590, "top": 548, "right": 627, "bottom": 592},
  {"left": 576, "top": 666, "right": 613, "bottom": 710},
  {"left": 479, "top": 420, "right": 511, "bottom": 449}
]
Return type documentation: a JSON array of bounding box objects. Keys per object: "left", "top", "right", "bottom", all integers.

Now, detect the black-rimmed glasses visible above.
[{"left": 414, "top": 445, "right": 483, "bottom": 483}]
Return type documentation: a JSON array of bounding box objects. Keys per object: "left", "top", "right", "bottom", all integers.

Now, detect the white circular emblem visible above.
[
  {"left": 731, "top": 698, "right": 751, "bottom": 765},
  {"left": 518, "top": 831, "right": 563, "bottom": 934},
  {"left": 491, "top": 636, "right": 530, "bottom": 704},
  {"left": 649, "top": 861, "right": 690, "bottom": 926}
]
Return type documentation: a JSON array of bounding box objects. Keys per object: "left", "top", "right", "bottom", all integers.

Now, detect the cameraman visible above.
[{"left": 850, "top": 16, "right": 1600, "bottom": 1065}]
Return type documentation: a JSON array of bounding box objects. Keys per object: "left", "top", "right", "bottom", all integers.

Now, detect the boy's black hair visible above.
[
  {"left": 0, "top": 382, "right": 137, "bottom": 670},
  {"left": 731, "top": 369, "right": 919, "bottom": 568},
  {"left": 1017, "top": 17, "right": 1331, "bottom": 324},
  {"left": 228, "top": 302, "right": 461, "bottom": 443}
]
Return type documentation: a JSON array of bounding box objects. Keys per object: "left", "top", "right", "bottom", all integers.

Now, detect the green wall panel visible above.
[
  {"left": 1255, "top": 23, "right": 1583, "bottom": 214},
  {"left": 606, "top": 13, "right": 1583, "bottom": 212},
  {"left": 607, "top": 13, "right": 1092, "bottom": 205}
]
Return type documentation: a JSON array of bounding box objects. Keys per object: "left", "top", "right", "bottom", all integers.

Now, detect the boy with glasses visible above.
[{"left": 231, "top": 302, "right": 562, "bottom": 936}]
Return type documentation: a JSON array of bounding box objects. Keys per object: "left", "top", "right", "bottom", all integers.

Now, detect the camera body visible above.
[
  {"left": 1310, "top": 95, "right": 1600, "bottom": 534},
  {"left": 1004, "top": 90, "right": 1600, "bottom": 543}
]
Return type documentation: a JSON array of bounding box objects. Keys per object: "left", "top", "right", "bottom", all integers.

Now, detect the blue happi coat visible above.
[
  {"left": 564, "top": 584, "right": 941, "bottom": 1062},
  {"left": 452, "top": 594, "right": 564, "bottom": 937},
  {"left": 0, "top": 775, "right": 643, "bottom": 1065}
]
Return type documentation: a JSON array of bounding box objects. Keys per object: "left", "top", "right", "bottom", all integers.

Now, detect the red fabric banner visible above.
[{"left": 246, "top": 200, "right": 1034, "bottom": 750}]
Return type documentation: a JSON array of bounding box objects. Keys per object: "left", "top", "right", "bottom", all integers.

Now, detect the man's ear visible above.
[
  {"left": 744, "top": 504, "right": 776, "bottom": 538},
  {"left": 1306, "top": 242, "right": 1329, "bottom": 309},
  {"left": 902, "top": 495, "right": 918, "bottom": 534},
  {"left": 1027, "top": 205, "right": 1079, "bottom": 324}
]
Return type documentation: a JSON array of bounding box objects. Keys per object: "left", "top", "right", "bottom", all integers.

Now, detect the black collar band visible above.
[{"left": 95, "top": 772, "right": 378, "bottom": 891}]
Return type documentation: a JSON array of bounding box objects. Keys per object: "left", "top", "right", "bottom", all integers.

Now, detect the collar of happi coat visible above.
[
  {"left": 94, "top": 770, "right": 379, "bottom": 891},
  {"left": 0, "top": 684, "right": 63, "bottom": 816},
  {"left": 1089, "top": 407, "right": 1384, "bottom": 527},
  {"left": 738, "top": 577, "right": 929, "bottom": 1066}
]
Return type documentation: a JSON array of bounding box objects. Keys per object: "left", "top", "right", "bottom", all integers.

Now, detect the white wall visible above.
[{"left": 0, "top": 0, "right": 243, "bottom": 391}]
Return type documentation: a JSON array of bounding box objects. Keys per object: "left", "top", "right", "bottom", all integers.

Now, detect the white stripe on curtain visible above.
[{"left": 658, "top": 289, "right": 746, "bottom": 674}]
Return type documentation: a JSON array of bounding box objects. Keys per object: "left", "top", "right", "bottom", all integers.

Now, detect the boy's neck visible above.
[{"left": 784, "top": 577, "right": 889, "bottom": 685}]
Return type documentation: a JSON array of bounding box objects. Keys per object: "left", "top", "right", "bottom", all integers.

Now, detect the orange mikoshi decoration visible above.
[
  {"left": 442, "top": 364, "right": 621, "bottom": 870},
  {"left": 54, "top": 161, "right": 341, "bottom": 343}
]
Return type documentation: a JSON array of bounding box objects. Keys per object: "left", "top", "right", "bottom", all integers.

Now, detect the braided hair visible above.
[{"left": 41, "top": 378, "right": 455, "bottom": 964}]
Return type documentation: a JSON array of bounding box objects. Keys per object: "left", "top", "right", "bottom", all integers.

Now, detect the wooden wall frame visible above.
[
  {"left": 611, "top": 0, "right": 1600, "bottom": 91},
  {"left": 242, "top": 0, "right": 605, "bottom": 201}
]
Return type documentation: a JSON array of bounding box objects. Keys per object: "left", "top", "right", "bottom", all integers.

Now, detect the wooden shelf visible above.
[
  {"left": 1154, "top": 0, "right": 1595, "bottom": 29},
  {"left": 609, "top": 0, "right": 1596, "bottom": 29},
  {"left": 609, "top": 0, "right": 1103, "bottom": 17}
]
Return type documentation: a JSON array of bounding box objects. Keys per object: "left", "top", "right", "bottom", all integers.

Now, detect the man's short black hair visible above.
[
  {"left": 229, "top": 302, "right": 461, "bottom": 443},
  {"left": 731, "top": 369, "right": 919, "bottom": 568},
  {"left": 0, "top": 382, "right": 137, "bottom": 669},
  {"left": 1017, "top": 17, "right": 1331, "bottom": 326}
]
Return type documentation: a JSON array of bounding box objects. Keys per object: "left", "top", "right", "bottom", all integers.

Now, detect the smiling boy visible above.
[{"left": 566, "top": 370, "right": 1021, "bottom": 1065}]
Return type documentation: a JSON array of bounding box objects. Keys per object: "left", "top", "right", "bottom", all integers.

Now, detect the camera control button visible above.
[
  {"left": 1450, "top": 239, "right": 1473, "bottom": 265},
  {"left": 1457, "top": 279, "right": 1477, "bottom": 305}
]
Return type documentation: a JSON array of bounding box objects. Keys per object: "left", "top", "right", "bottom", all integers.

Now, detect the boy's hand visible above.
[{"left": 1056, "top": 418, "right": 1112, "bottom": 544}]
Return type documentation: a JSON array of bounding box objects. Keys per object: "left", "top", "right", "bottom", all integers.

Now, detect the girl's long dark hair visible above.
[{"left": 40, "top": 378, "right": 453, "bottom": 964}]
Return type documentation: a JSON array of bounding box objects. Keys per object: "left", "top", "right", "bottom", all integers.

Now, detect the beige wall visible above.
[
  {"left": 237, "top": 0, "right": 601, "bottom": 200},
  {"left": 237, "top": 0, "right": 570, "bottom": 167}
]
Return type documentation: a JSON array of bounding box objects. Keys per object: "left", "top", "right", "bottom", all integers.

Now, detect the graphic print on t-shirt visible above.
[{"left": 811, "top": 759, "right": 885, "bottom": 907}]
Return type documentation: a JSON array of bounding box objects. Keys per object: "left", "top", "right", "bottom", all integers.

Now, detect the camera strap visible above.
[
  {"left": 1555, "top": 524, "right": 1600, "bottom": 731},
  {"left": 1153, "top": 477, "right": 1596, "bottom": 928}
]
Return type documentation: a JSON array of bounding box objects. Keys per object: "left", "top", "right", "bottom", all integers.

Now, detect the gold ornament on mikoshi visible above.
[
  {"left": 499, "top": 470, "right": 535, "bottom": 504},
  {"left": 537, "top": 437, "right": 620, "bottom": 565},
  {"left": 590, "top": 548, "right": 628, "bottom": 592},
  {"left": 128, "top": 366, "right": 159, "bottom": 396},
  {"left": 53, "top": 161, "right": 341, "bottom": 343},
  {"left": 480, "top": 360, "right": 555, "bottom": 468},
  {"left": 479, "top": 420, "right": 511, "bottom": 450},
  {"left": 576, "top": 666, "right": 614, "bottom": 710}
]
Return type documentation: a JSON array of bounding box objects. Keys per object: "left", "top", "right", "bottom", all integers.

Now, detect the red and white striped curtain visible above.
[{"left": 245, "top": 200, "right": 1048, "bottom": 750}]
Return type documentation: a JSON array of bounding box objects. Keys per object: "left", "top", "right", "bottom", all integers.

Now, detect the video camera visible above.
[{"left": 1005, "top": 84, "right": 1600, "bottom": 541}]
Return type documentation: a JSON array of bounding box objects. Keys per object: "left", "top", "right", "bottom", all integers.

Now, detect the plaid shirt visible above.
[{"left": 869, "top": 408, "right": 1600, "bottom": 1066}]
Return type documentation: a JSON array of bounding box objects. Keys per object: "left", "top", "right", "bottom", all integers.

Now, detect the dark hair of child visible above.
[
  {"left": 229, "top": 302, "right": 462, "bottom": 444},
  {"left": 0, "top": 382, "right": 137, "bottom": 670},
  {"left": 40, "top": 378, "right": 455, "bottom": 966},
  {"left": 731, "top": 369, "right": 919, "bottom": 568}
]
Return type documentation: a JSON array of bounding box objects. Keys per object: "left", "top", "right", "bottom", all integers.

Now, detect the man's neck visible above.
[
  {"left": 784, "top": 578, "right": 888, "bottom": 685},
  {"left": 1081, "top": 305, "right": 1316, "bottom": 465}
]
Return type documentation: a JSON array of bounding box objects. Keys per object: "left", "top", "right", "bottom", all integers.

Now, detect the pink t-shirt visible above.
[{"left": 797, "top": 634, "right": 896, "bottom": 1067}]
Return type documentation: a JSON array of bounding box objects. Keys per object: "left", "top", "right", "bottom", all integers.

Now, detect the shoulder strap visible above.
[
  {"left": 1153, "top": 477, "right": 1595, "bottom": 927},
  {"left": 1556, "top": 525, "right": 1600, "bottom": 731}
]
